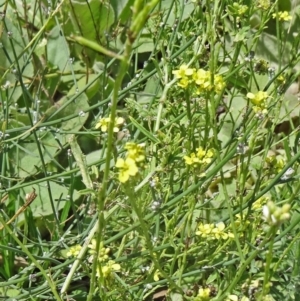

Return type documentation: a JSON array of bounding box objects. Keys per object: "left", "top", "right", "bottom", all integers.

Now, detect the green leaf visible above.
[
  {"left": 110, "top": 0, "right": 134, "bottom": 22},
  {"left": 51, "top": 91, "right": 90, "bottom": 145},
  {"left": 10, "top": 132, "right": 60, "bottom": 178},
  {"left": 0, "top": 16, "right": 33, "bottom": 78},
  {"left": 47, "top": 25, "right": 71, "bottom": 71},
  {"left": 0, "top": 288, "right": 20, "bottom": 298},
  {"left": 68, "top": 0, "right": 115, "bottom": 42},
  {"left": 24, "top": 182, "right": 79, "bottom": 219},
  {"left": 160, "top": 0, "right": 195, "bottom": 25}
]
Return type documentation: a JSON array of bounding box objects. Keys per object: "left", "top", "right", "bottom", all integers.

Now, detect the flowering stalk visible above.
[
  {"left": 124, "top": 185, "right": 183, "bottom": 293},
  {"left": 88, "top": 1, "right": 160, "bottom": 300}
]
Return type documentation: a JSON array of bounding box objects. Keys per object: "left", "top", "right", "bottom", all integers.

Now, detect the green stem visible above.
[
  {"left": 0, "top": 215, "right": 62, "bottom": 301},
  {"left": 88, "top": 0, "right": 160, "bottom": 298},
  {"left": 125, "top": 185, "right": 183, "bottom": 293},
  {"left": 60, "top": 220, "right": 99, "bottom": 296},
  {"left": 217, "top": 228, "right": 274, "bottom": 300},
  {"left": 261, "top": 228, "right": 276, "bottom": 299}
]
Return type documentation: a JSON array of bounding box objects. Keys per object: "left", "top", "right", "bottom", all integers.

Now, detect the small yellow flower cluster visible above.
[
  {"left": 234, "top": 214, "right": 251, "bottom": 229},
  {"left": 252, "top": 196, "right": 268, "bottom": 210},
  {"left": 116, "top": 142, "right": 146, "bottom": 183},
  {"left": 255, "top": 0, "right": 271, "bottom": 10},
  {"left": 196, "top": 222, "right": 234, "bottom": 240},
  {"left": 184, "top": 147, "right": 214, "bottom": 167},
  {"left": 275, "top": 74, "right": 287, "bottom": 92},
  {"left": 246, "top": 91, "right": 269, "bottom": 115},
  {"left": 125, "top": 142, "right": 146, "bottom": 162},
  {"left": 96, "top": 260, "right": 121, "bottom": 279},
  {"left": 254, "top": 59, "right": 269, "bottom": 74},
  {"left": 194, "top": 287, "right": 211, "bottom": 301},
  {"left": 88, "top": 239, "right": 110, "bottom": 262},
  {"left": 172, "top": 64, "right": 225, "bottom": 94},
  {"left": 95, "top": 115, "right": 124, "bottom": 132},
  {"left": 194, "top": 287, "right": 255, "bottom": 301},
  {"left": 226, "top": 295, "right": 250, "bottom": 301},
  {"left": 265, "top": 155, "right": 285, "bottom": 174},
  {"left": 276, "top": 74, "right": 286, "bottom": 85},
  {"left": 153, "top": 269, "right": 161, "bottom": 281},
  {"left": 87, "top": 239, "right": 121, "bottom": 279},
  {"left": 227, "top": 2, "right": 248, "bottom": 16},
  {"left": 272, "top": 11, "right": 292, "bottom": 22},
  {"left": 66, "top": 244, "right": 82, "bottom": 257},
  {"left": 262, "top": 200, "right": 291, "bottom": 226}
]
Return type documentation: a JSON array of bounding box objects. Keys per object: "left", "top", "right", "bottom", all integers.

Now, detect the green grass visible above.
[{"left": 0, "top": 0, "right": 300, "bottom": 300}]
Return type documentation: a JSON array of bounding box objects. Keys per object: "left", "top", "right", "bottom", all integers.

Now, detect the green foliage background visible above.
[{"left": 0, "top": 0, "right": 300, "bottom": 300}]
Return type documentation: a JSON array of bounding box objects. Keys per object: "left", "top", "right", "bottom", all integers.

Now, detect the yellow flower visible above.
[
  {"left": 211, "top": 222, "right": 227, "bottom": 239},
  {"left": 274, "top": 158, "right": 285, "bottom": 170},
  {"left": 253, "top": 197, "right": 268, "bottom": 210},
  {"left": 196, "top": 223, "right": 214, "bottom": 237},
  {"left": 266, "top": 155, "right": 286, "bottom": 173},
  {"left": 252, "top": 106, "right": 268, "bottom": 115},
  {"left": 96, "top": 260, "right": 121, "bottom": 278},
  {"left": 184, "top": 153, "right": 200, "bottom": 165},
  {"left": 234, "top": 214, "right": 250, "bottom": 228},
  {"left": 226, "top": 295, "right": 239, "bottom": 301},
  {"left": 276, "top": 75, "right": 286, "bottom": 85},
  {"left": 195, "top": 287, "right": 211, "bottom": 301},
  {"left": 193, "top": 69, "right": 225, "bottom": 94},
  {"left": 95, "top": 117, "right": 110, "bottom": 132},
  {"left": 236, "top": 4, "right": 248, "bottom": 15},
  {"left": 185, "top": 148, "right": 215, "bottom": 166},
  {"left": 113, "top": 117, "right": 125, "bottom": 132},
  {"left": 116, "top": 157, "right": 138, "bottom": 183},
  {"left": 205, "top": 149, "right": 214, "bottom": 158},
  {"left": 213, "top": 74, "right": 226, "bottom": 93},
  {"left": 194, "top": 69, "right": 209, "bottom": 86},
  {"left": 88, "top": 238, "right": 97, "bottom": 252},
  {"left": 95, "top": 116, "right": 124, "bottom": 132},
  {"left": 172, "top": 64, "right": 194, "bottom": 79},
  {"left": 153, "top": 269, "right": 161, "bottom": 281},
  {"left": 196, "top": 147, "right": 214, "bottom": 164},
  {"left": 196, "top": 147, "right": 206, "bottom": 159},
  {"left": 66, "top": 245, "right": 82, "bottom": 257},
  {"left": 87, "top": 239, "right": 110, "bottom": 262},
  {"left": 256, "top": 0, "right": 271, "bottom": 10},
  {"left": 178, "top": 78, "right": 190, "bottom": 88},
  {"left": 202, "top": 157, "right": 212, "bottom": 164},
  {"left": 272, "top": 11, "right": 292, "bottom": 21},
  {"left": 212, "top": 222, "right": 234, "bottom": 239},
  {"left": 125, "top": 142, "right": 146, "bottom": 162},
  {"left": 247, "top": 91, "right": 268, "bottom": 106}
]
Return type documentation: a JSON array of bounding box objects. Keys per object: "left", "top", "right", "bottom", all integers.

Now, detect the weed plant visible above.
[{"left": 0, "top": 0, "right": 300, "bottom": 300}]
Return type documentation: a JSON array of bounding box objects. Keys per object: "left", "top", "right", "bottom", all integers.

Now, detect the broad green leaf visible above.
[
  {"left": 10, "top": 132, "right": 60, "bottom": 178},
  {"left": 67, "top": 0, "right": 115, "bottom": 42},
  {"left": 0, "top": 288, "right": 20, "bottom": 298},
  {"left": 22, "top": 182, "right": 79, "bottom": 220},
  {"left": 133, "top": 34, "right": 155, "bottom": 53},
  {"left": 53, "top": 91, "right": 90, "bottom": 145},
  {"left": 47, "top": 25, "right": 71, "bottom": 71},
  {"left": 218, "top": 96, "right": 247, "bottom": 147},
  {"left": 110, "top": 0, "right": 134, "bottom": 22},
  {"left": 0, "top": 17, "right": 32, "bottom": 77},
  {"left": 160, "top": 0, "right": 195, "bottom": 25},
  {"left": 76, "top": 74, "right": 102, "bottom": 99},
  {"left": 84, "top": 149, "right": 114, "bottom": 171}
]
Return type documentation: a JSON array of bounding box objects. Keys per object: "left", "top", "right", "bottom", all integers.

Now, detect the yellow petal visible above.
[{"left": 116, "top": 158, "right": 125, "bottom": 168}]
